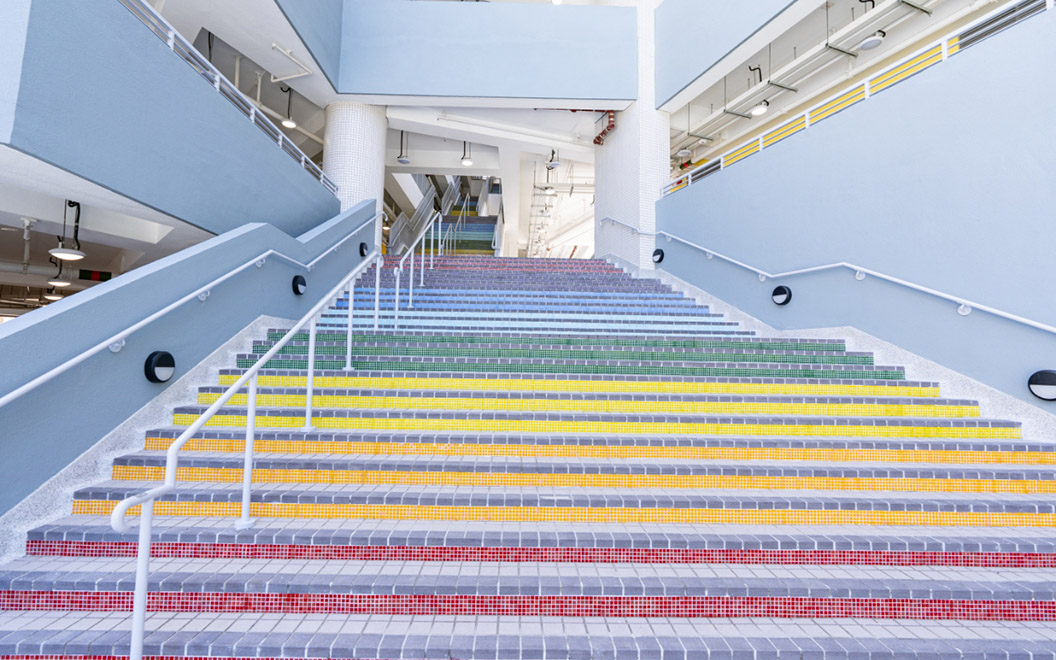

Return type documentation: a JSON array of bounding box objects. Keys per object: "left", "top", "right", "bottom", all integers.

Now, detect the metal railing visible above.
[
  {"left": 492, "top": 202, "right": 505, "bottom": 257},
  {"left": 441, "top": 197, "right": 468, "bottom": 256},
  {"left": 657, "top": 230, "right": 1056, "bottom": 336},
  {"left": 0, "top": 213, "right": 383, "bottom": 411},
  {"left": 661, "top": 0, "right": 1050, "bottom": 199},
  {"left": 116, "top": 0, "right": 338, "bottom": 195},
  {"left": 110, "top": 241, "right": 384, "bottom": 660},
  {"left": 392, "top": 210, "right": 444, "bottom": 329}
]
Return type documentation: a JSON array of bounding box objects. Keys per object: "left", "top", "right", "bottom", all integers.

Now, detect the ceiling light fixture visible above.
[
  {"left": 750, "top": 100, "right": 770, "bottom": 117},
  {"left": 49, "top": 199, "right": 86, "bottom": 261},
  {"left": 677, "top": 148, "right": 692, "bottom": 158},
  {"left": 544, "top": 186, "right": 556, "bottom": 196},
  {"left": 43, "top": 289, "right": 62, "bottom": 301},
  {"left": 281, "top": 85, "right": 297, "bottom": 129},
  {"left": 552, "top": 0, "right": 563, "bottom": 5},
  {"left": 48, "top": 278, "right": 71, "bottom": 288},
  {"left": 460, "top": 141, "right": 473, "bottom": 167},
  {"left": 859, "top": 30, "right": 886, "bottom": 51},
  {"left": 546, "top": 149, "right": 561, "bottom": 170}
]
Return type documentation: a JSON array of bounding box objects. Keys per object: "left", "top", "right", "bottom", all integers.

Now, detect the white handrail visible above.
[
  {"left": 110, "top": 248, "right": 381, "bottom": 660},
  {"left": 392, "top": 211, "right": 442, "bottom": 327},
  {"left": 0, "top": 213, "right": 382, "bottom": 410},
  {"left": 115, "top": 0, "right": 337, "bottom": 195},
  {"left": 599, "top": 217, "right": 655, "bottom": 236},
  {"left": 657, "top": 230, "right": 1056, "bottom": 336}
]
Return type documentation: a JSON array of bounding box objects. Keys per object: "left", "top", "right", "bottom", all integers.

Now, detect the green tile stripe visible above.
[
  {"left": 238, "top": 358, "right": 904, "bottom": 380},
  {"left": 266, "top": 332, "right": 845, "bottom": 353},
  {"left": 251, "top": 345, "right": 873, "bottom": 366}
]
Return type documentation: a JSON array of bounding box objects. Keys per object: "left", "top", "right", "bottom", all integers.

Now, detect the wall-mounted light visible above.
[
  {"left": 359, "top": 242, "right": 369, "bottom": 257},
  {"left": 771, "top": 285, "right": 792, "bottom": 305},
  {"left": 461, "top": 142, "right": 473, "bottom": 167},
  {"left": 281, "top": 85, "right": 297, "bottom": 129},
  {"left": 652, "top": 249, "right": 665, "bottom": 264},
  {"left": 750, "top": 100, "right": 770, "bottom": 117},
  {"left": 1029, "top": 371, "right": 1056, "bottom": 401},
  {"left": 291, "top": 275, "right": 307, "bottom": 296},
  {"left": 145, "top": 351, "right": 176, "bottom": 383}
]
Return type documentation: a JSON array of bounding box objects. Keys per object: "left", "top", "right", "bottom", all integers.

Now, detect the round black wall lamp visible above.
[
  {"left": 771, "top": 286, "right": 792, "bottom": 306},
  {"left": 144, "top": 351, "right": 175, "bottom": 384},
  {"left": 652, "top": 249, "right": 664, "bottom": 264},
  {"left": 292, "top": 275, "right": 307, "bottom": 296},
  {"left": 1028, "top": 370, "right": 1056, "bottom": 401},
  {"left": 359, "top": 242, "right": 369, "bottom": 257}
]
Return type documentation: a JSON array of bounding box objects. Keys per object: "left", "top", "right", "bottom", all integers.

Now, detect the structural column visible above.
[
  {"left": 323, "top": 102, "right": 387, "bottom": 217},
  {"left": 594, "top": 0, "right": 669, "bottom": 271}
]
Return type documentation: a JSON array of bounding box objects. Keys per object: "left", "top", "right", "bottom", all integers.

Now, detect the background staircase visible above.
[
  {"left": 437, "top": 217, "right": 498, "bottom": 256},
  {"left": 2, "top": 256, "right": 1055, "bottom": 659}
]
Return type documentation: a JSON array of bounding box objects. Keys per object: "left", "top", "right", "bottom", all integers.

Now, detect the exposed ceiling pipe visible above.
[
  {"left": 270, "top": 43, "right": 312, "bottom": 83},
  {"left": 0, "top": 260, "right": 74, "bottom": 278},
  {"left": 593, "top": 111, "right": 616, "bottom": 145},
  {"left": 21, "top": 218, "right": 32, "bottom": 273}
]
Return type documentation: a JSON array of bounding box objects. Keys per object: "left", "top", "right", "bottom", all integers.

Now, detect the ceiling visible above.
[{"left": 666, "top": 0, "right": 998, "bottom": 170}]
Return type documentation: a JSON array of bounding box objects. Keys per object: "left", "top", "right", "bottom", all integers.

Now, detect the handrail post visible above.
[
  {"left": 409, "top": 245, "right": 416, "bottom": 308},
  {"left": 438, "top": 217, "right": 443, "bottom": 257},
  {"left": 345, "top": 281, "right": 355, "bottom": 369},
  {"left": 303, "top": 317, "right": 316, "bottom": 429},
  {"left": 430, "top": 222, "right": 435, "bottom": 270},
  {"left": 129, "top": 498, "right": 154, "bottom": 660},
  {"left": 373, "top": 256, "right": 382, "bottom": 331},
  {"left": 393, "top": 268, "right": 402, "bottom": 330},
  {"left": 235, "top": 374, "right": 258, "bottom": 530},
  {"left": 420, "top": 230, "right": 426, "bottom": 287}
]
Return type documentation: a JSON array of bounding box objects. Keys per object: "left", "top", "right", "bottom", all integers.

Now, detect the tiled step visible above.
[
  {"left": 269, "top": 331, "right": 843, "bottom": 353},
  {"left": 26, "top": 517, "right": 1056, "bottom": 567},
  {"left": 142, "top": 426, "right": 1056, "bottom": 464},
  {"left": 71, "top": 483, "right": 1056, "bottom": 527},
  {"left": 169, "top": 402, "right": 1018, "bottom": 439},
  {"left": 196, "top": 387, "right": 980, "bottom": 418},
  {"left": 347, "top": 289, "right": 691, "bottom": 301},
  {"left": 237, "top": 356, "right": 899, "bottom": 379},
  {"left": 3, "top": 611, "right": 1056, "bottom": 659},
  {"left": 111, "top": 452, "right": 1056, "bottom": 494},
  {"left": 3, "top": 556, "right": 1056, "bottom": 619},
  {"left": 328, "top": 310, "right": 728, "bottom": 324},
  {"left": 251, "top": 343, "right": 873, "bottom": 367},
  {"left": 329, "top": 320, "right": 752, "bottom": 336}
]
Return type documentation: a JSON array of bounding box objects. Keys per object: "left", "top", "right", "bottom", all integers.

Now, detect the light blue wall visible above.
[
  {"left": 0, "top": 201, "right": 378, "bottom": 516},
  {"left": 0, "top": 0, "right": 31, "bottom": 144},
  {"left": 655, "top": 11, "right": 1056, "bottom": 407},
  {"left": 274, "top": 0, "right": 343, "bottom": 90},
  {"left": 655, "top": 0, "right": 793, "bottom": 108},
  {"left": 340, "top": 0, "right": 636, "bottom": 101},
  {"left": 7, "top": 0, "right": 339, "bottom": 237}
]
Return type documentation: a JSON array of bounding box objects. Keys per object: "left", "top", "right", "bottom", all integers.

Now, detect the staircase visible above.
[
  {"left": 2, "top": 255, "right": 1055, "bottom": 659},
  {"left": 438, "top": 217, "right": 498, "bottom": 256}
]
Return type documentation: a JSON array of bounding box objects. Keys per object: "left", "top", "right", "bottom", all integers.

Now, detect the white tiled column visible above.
[
  {"left": 594, "top": 0, "right": 670, "bottom": 271},
  {"left": 323, "top": 102, "right": 387, "bottom": 214}
]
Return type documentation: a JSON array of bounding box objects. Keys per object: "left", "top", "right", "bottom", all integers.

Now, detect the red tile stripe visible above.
[
  {"left": 25, "top": 540, "right": 1056, "bottom": 567},
  {"left": 1, "top": 592, "right": 1053, "bottom": 620}
]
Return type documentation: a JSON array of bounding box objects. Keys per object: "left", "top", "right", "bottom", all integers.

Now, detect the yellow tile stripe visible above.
[
  {"left": 201, "top": 393, "right": 979, "bottom": 419},
  {"left": 112, "top": 465, "right": 1056, "bottom": 495},
  {"left": 810, "top": 85, "right": 866, "bottom": 124},
  {"left": 173, "top": 414, "right": 1020, "bottom": 440},
  {"left": 947, "top": 36, "right": 960, "bottom": 56},
  {"left": 218, "top": 375, "right": 941, "bottom": 398},
  {"left": 869, "top": 45, "right": 943, "bottom": 95},
  {"left": 722, "top": 140, "right": 760, "bottom": 167},
  {"left": 763, "top": 116, "right": 807, "bottom": 148},
  {"left": 143, "top": 436, "right": 1056, "bottom": 465},
  {"left": 75, "top": 499, "right": 1056, "bottom": 527}
]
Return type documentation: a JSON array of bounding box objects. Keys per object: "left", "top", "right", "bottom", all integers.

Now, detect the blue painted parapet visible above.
[{"left": 0, "top": 201, "right": 378, "bottom": 516}]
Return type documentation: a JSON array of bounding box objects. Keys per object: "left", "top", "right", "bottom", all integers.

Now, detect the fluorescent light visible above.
[
  {"left": 49, "top": 247, "right": 86, "bottom": 261},
  {"left": 750, "top": 100, "right": 770, "bottom": 117},
  {"left": 48, "top": 279, "right": 71, "bottom": 288},
  {"left": 281, "top": 118, "right": 297, "bottom": 129}
]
